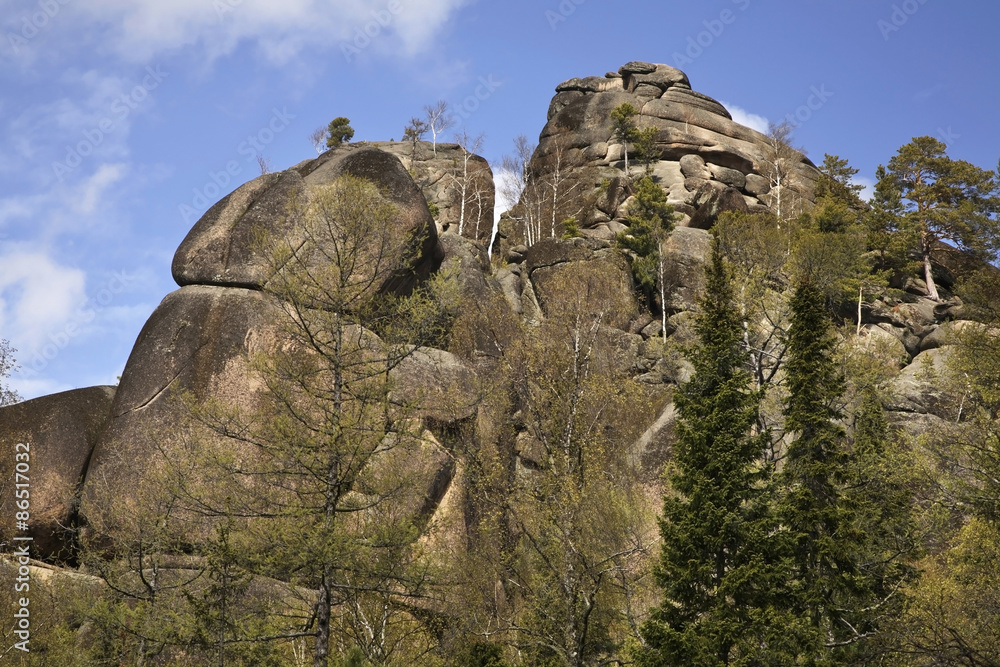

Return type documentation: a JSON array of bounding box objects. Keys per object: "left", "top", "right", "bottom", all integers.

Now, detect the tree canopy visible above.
[{"left": 877, "top": 136, "right": 1000, "bottom": 300}]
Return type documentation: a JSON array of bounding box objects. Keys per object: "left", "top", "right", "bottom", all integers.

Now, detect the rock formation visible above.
[
  {"left": 370, "top": 141, "right": 495, "bottom": 245},
  {"left": 0, "top": 63, "right": 988, "bottom": 565},
  {"left": 496, "top": 60, "right": 820, "bottom": 251},
  {"left": 0, "top": 386, "right": 115, "bottom": 560}
]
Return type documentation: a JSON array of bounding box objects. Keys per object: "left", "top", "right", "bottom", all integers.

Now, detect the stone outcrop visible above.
[
  {"left": 371, "top": 141, "right": 495, "bottom": 245},
  {"left": 0, "top": 386, "right": 115, "bottom": 560},
  {"left": 1, "top": 65, "right": 990, "bottom": 569},
  {"left": 496, "top": 60, "right": 819, "bottom": 251},
  {"left": 80, "top": 285, "right": 278, "bottom": 525},
  {"left": 78, "top": 144, "right": 492, "bottom": 544},
  {"left": 173, "top": 145, "right": 442, "bottom": 295}
]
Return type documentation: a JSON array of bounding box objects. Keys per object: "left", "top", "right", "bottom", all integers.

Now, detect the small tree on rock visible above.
[
  {"left": 325, "top": 117, "right": 355, "bottom": 149},
  {"left": 424, "top": 100, "right": 454, "bottom": 157},
  {"left": 402, "top": 117, "right": 430, "bottom": 166},
  {"left": 615, "top": 176, "right": 674, "bottom": 334},
  {"left": 610, "top": 103, "right": 640, "bottom": 175}
]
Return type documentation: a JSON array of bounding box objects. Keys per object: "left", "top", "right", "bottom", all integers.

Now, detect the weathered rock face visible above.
[
  {"left": 79, "top": 285, "right": 278, "bottom": 527},
  {"left": 81, "top": 145, "right": 493, "bottom": 542},
  {"left": 497, "top": 61, "right": 819, "bottom": 250},
  {"left": 0, "top": 386, "right": 115, "bottom": 560},
  {"left": 660, "top": 227, "right": 711, "bottom": 314},
  {"left": 887, "top": 346, "right": 960, "bottom": 421},
  {"left": 523, "top": 236, "right": 639, "bottom": 331},
  {"left": 173, "top": 145, "right": 443, "bottom": 295},
  {"left": 371, "top": 141, "right": 495, "bottom": 245}
]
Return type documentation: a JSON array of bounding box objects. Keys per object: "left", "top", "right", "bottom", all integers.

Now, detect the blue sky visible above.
[{"left": 2, "top": 0, "right": 998, "bottom": 400}]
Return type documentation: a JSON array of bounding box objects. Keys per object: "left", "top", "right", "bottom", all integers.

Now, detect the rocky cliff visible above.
[
  {"left": 496, "top": 60, "right": 821, "bottom": 252},
  {"left": 0, "top": 63, "right": 979, "bottom": 563}
]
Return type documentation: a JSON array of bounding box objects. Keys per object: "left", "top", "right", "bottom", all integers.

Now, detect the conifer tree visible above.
[
  {"left": 637, "top": 243, "right": 791, "bottom": 666},
  {"left": 779, "top": 280, "right": 850, "bottom": 659},
  {"left": 615, "top": 175, "right": 674, "bottom": 331},
  {"left": 772, "top": 281, "right": 921, "bottom": 662},
  {"left": 817, "top": 154, "right": 864, "bottom": 205},
  {"left": 326, "top": 117, "right": 355, "bottom": 148},
  {"left": 610, "top": 102, "right": 639, "bottom": 173},
  {"left": 878, "top": 136, "right": 1000, "bottom": 300}
]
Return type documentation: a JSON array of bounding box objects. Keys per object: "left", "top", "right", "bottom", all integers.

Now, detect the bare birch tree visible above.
[
  {"left": 758, "top": 121, "right": 803, "bottom": 226},
  {"left": 424, "top": 100, "right": 454, "bottom": 157},
  {"left": 447, "top": 129, "right": 488, "bottom": 238}
]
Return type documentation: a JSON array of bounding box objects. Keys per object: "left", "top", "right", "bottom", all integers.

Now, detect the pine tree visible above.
[
  {"left": 637, "top": 243, "right": 791, "bottom": 666},
  {"left": 879, "top": 136, "right": 1000, "bottom": 300},
  {"left": 325, "top": 117, "right": 355, "bottom": 148},
  {"left": 817, "top": 154, "right": 864, "bottom": 205},
  {"left": 610, "top": 102, "right": 639, "bottom": 173}
]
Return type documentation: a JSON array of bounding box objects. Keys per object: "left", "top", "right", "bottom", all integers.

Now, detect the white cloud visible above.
[
  {"left": 77, "top": 163, "right": 127, "bottom": 214},
  {"left": 720, "top": 102, "right": 769, "bottom": 134},
  {"left": 0, "top": 248, "right": 87, "bottom": 352},
  {"left": 65, "top": 0, "right": 470, "bottom": 64},
  {"left": 854, "top": 176, "right": 876, "bottom": 202}
]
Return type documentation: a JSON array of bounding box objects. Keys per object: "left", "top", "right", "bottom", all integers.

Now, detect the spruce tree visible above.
[
  {"left": 779, "top": 280, "right": 849, "bottom": 660},
  {"left": 777, "top": 282, "right": 920, "bottom": 663},
  {"left": 637, "top": 243, "right": 791, "bottom": 666},
  {"left": 837, "top": 387, "right": 918, "bottom": 661}
]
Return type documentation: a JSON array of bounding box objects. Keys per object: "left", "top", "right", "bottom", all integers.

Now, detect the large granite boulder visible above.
[
  {"left": 0, "top": 386, "right": 115, "bottom": 560},
  {"left": 80, "top": 285, "right": 278, "bottom": 527},
  {"left": 80, "top": 281, "right": 482, "bottom": 539},
  {"left": 173, "top": 145, "right": 442, "bottom": 295}
]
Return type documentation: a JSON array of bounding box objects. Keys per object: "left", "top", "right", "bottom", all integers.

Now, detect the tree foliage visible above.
[
  {"left": 326, "top": 117, "right": 355, "bottom": 149},
  {"left": 610, "top": 102, "right": 639, "bottom": 174},
  {"left": 615, "top": 175, "right": 674, "bottom": 325},
  {"left": 0, "top": 338, "right": 19, "bottom": 406},
  {"left": 451, "top": 265, "right": 656, "bottom": 667},
  {"left": 779, "top": 282, "right": 920, "bottom": 662},
  {"left": 81, "top": 175, "right": 455, "bottom": 667},
  {"left": 637, "top": 243, "right": 792, "bottom": 665},
  {"left": 877, "top": 136, "right": 1000, "bottom": 300}
]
